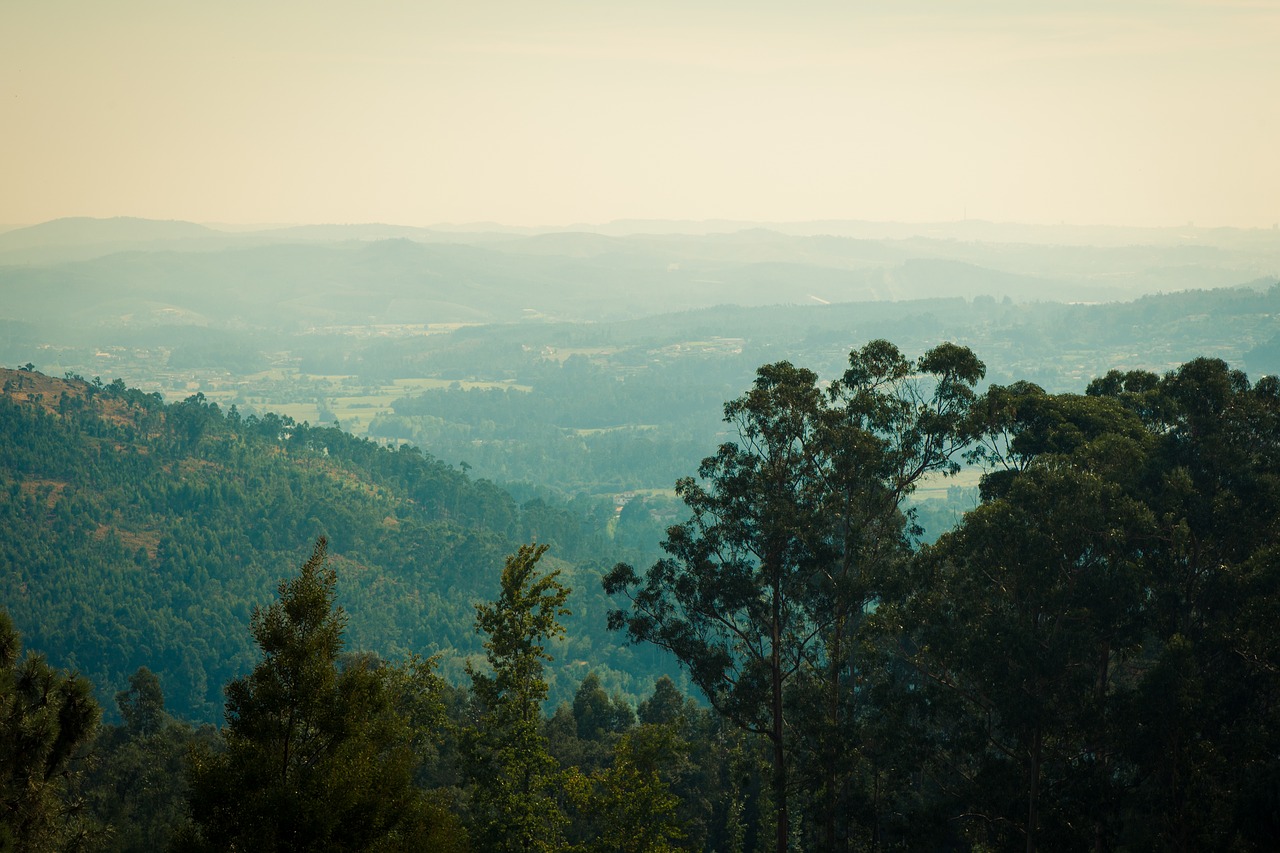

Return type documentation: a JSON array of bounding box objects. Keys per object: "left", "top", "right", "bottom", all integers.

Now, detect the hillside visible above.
[{"left": 0, "top": 368, "right": 669, "bottom": 721}]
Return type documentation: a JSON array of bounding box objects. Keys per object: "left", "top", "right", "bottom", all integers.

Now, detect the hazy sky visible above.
[{"left": 3, "top": 1, "right": 1277, "bottom": 228}]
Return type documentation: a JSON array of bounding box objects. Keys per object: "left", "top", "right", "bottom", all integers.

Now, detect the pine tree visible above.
[
  {"left": 463, "top": 543, "right": 571, "bottom": 853},
  {"left": 180, "top": 538, "right": 461, "bottom": 852},
  {"left": 0, "top": 610, "right": 100, "bottom": 852}
]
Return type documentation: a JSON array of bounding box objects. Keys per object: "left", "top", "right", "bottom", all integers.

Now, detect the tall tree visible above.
[
  {"left": 180, "top": 538, "right": 460, "bottom": 852},
  {"left": 116, "top": 667, "right": 165, "bottom": 738},
  {"left": 463, "top": 543, "right": 571, "bottom": 853},
  {"left": 1093, "top": 360, "right": 1280, "bottom": 849},
  {"left": 605, "top": 340, "right": 984, "bottom": 850},
  {"left": 896, "top": 366, "right": 1280, "bottom": 851},
  {"left": 906, "top": 461, "right": 1153, "bottom": 852}
]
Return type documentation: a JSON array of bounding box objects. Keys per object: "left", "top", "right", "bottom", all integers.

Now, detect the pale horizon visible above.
[
  {"left": 4, "top": 1, "right": 1278, "bottom": 230},
  {"left": 5, "top": 214, "right": 1280, "bottom": 236}
]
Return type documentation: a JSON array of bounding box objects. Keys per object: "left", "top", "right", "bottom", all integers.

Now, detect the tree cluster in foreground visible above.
[{"left": 3, "top": 341, "right": 1278, "bottom": 852}]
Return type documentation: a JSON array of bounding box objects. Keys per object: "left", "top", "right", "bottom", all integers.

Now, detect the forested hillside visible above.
[{"left": 0, "top": 367, "right": 671, "bottom": 722}]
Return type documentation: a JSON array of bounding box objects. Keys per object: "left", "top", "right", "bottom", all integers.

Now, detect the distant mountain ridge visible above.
[
  {"left": 3, "top": 216, "right": 1277, "bottom": 336},
  {"left": 0, "top": 216, "right": 218, "bottom": 249}
]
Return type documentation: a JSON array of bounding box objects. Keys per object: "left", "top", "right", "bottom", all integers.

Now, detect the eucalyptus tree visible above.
[
  {"left": 905, "top": 429, "right": 1155, "bottom": 851},
  {"left": 899, "top": 362, "right": 1280, "bottom": 852},
  {"left": 1091, "top": 360, "right": 1280, "bottom": 849},
  {"left": 605, "top": 340, "right": 985, "bottom": 850}
]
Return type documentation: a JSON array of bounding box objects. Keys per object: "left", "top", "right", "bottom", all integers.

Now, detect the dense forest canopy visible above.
[
  {"left": 2, "top": 337, "right": 1278, "bottom": 850},
  {"left": 0, "top": 366, "right": 674, "bottom": 722}
]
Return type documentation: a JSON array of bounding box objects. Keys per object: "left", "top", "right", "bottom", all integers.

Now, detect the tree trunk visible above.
[
  {"left": 827, "top": 618, "right": 842, "bottom": 852},
  {"left": 1094, "top": 643, "right": 1110, "bottom": 853},
  {"left": 772, "top": 559, "right": 789, "bottom": 852},
  {"left": 1027, "top": 723, "right": 1042, "bottom": 853}
]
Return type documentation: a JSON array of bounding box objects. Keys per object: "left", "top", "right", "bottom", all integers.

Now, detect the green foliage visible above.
[
  {"left": 180, "top": 539, "right": 463, "bottom": 852},
  {"left": 606, "top": 340, "right": 985, "bottom": 849},
  {"left": 603, "top": 345, "right": 1280, "bottom": 850},
  {"left": 0, "top": 369, "right": 671, "bottom": 722},
  {"left": 6, "top": 338, "right": 1280, "bottom": 850},
  {"left": 563, "top": 726, "right": 686, "bottom": 853},
  {"left": 909, "top": 464, "right": 1154, "bottom": 849},
  {"left": 887, "top": 358, "right": 1280, "bottom": 851},
  {"left": 82, "top": 670, "right": 216, "bottom": 853},
  {"left": 115, "top": 668, "right": 165, "bottom": 738},
  {"left": 463, "top": 544, "right": 571, "bottom": 853},
  {"left": 0, "top": 611, "right": 100, "bottom": 853}
]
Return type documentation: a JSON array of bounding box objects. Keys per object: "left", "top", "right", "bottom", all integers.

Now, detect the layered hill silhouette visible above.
[{"left": 4, "top": 217, "right": 1279, "bottom": 337}]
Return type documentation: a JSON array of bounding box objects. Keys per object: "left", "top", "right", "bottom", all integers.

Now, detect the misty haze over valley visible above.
[{"left": 3, "top": 213, "right": 1277, "bottom": 499}]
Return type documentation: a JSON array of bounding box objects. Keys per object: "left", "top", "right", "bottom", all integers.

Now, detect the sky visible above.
[{"left": 2, "top": 0, "right": 1278, "bottom": 229}]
